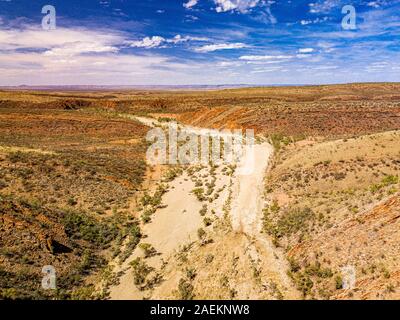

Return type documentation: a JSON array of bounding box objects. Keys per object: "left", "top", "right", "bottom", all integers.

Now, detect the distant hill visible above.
[
  {"left": 0, "top": 83, "right": 323, "bottom": 92},
  {"left": 0, "top": 84, "right": 259, "bottom": 91}
]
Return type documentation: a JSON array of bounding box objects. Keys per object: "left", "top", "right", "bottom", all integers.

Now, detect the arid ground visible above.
[{"left": 0, "top": 83, "right": 399, "bottom": 299}]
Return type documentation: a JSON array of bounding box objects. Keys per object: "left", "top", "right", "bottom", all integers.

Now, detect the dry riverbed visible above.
[{"left": 108, "top": 116, "right": 299, "bottom": 300}]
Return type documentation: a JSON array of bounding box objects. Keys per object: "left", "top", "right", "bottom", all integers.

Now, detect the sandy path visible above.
[{"left": 108, "top": 115, "right": 299, "bottom": 300}]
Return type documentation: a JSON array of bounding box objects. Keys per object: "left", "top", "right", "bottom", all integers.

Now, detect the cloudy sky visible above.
[{"left": 0, "top": 0, "right": 399, "bottom": 85}]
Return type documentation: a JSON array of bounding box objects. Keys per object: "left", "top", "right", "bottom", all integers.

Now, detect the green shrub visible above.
[
  {"left": 163, "top": 167, "right": 182, "bottom": 182},
  {"left": 288, "top": 257, "right": 301, "bottom": 273},
  {"left": 139, "top": 243, "right": 157, "bottom": 258},
  {"left": 294, "top": 273, "right": 314, "bottom": 297},
  {"left": 192, "top": 188, "right": 206, "bottom": 201},
  {"left": 263, "top": 207, "right": 315, "bottom": 241},
  {"left": 130, "top": 258, "right": 153, "bottom": 286},
  {"left": 185, "top": 267, "right": 197, "bottom": 280},
  {"left": 158, "top": 117, "right": 173, "bottom": 123},
  {"left": 67, "top": 197, "right": 77, "bottom": 206},
  {"left": 199, "top": 204, "right": 207, "bottom": 216},
  {"left": 335, "top": 275, "right": 343, "bottom": 290},
  {"left": 141, "top": 207, "right": 156, "bottom": 224},
  {"left": 305, "top": 263, "right": 333, "bottom": 278},
  {"left": 140, "top": 184, "right": 168, "bottom": 208},
  {"left": 62, "top": 211, "right": 118, "bottom": 247},
  {"left": 382, "top": 175, "right": 399, "bottom": 186},
  {"left": 370, "top": 175, "right": 399, "bottom": 193},
  {"left": 178, "top": 278, "right": 194, "bottom": 300},
  {"left": 276, "top": 207, "right": 314, "bottom": 238},
  {"left": 119, "top": 222, "right": 142, "bottom": 263},
  {"left": 203, "top": 217, "right": 212, "bottom": 227},
  {"left": 197, "top": 228, "right": 206, "bottom": 240},
  {"left": 269, "top": 134, "right": 291, "bottom": 151}
]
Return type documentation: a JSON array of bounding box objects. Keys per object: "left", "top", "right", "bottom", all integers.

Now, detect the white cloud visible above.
[
  {"left": 99, "top": 1, "right": 110, "bottom": 7},
  {"left": 239, "top": 55, "right": 293, "bottom": 61},
  {"left": 194, "top": 42, "right": 248, "bottom": 52},
  {"left": 0, "top": 26, "right": 188, "bottom": 85},
  {"left": 309, "top": 0, "right": 340, "bottom": 14},
  {"left": 301, "top": 20, "right": 312, "bottom": 25},
  {"left": 168, "top": 34, "right": 209, "bottom": 44},
  {"left": 0, "top": 50, "right": 185, "bottom": 85},
  {"left": 313, "top": 66, "right": 338, "bottom": 70},
  {"left": 296, "top": 54, "right": 313, "bottom": 59},
  {"left": 300, "top": 17, "right": 328, "bottom": 25},
  {"left": 129, "top": 36, "right": 166, "bottom": 48},
  {"left": 298, "top": 48, "right": 314, "bottom": 53},
  {"left": 367, "top": 1, "right": 380, "bottom": 8},
  {"left": 245, "top": 60, "right": 285, "bottom": 65},
  {"left": 254, "top": 6, "right": 277, "bottom": 24},
  {"left": 44, "top": 42, "right": 119, "bottom": 57},
  {"left": 168, "top": 35, "right": 185, "bottom": 44},
  {"left": 366, "top": 1, "right": 392, "bottom": 8},
  {"left": 0, "top": 25, "right": 235, "bottom": 85},
  {"left": 251, "top": 66, "right": 282, "bottom": 73},
  {"left": 183, "top": 0, "right": 198, "bottom": 9},
  {"left": 0, "top": 27, "right": 123, "bottom": 53},
  {"left": 214, "top": 0, "right": 261, "bottom": 13},
  {"left": 217, "top": 61, "right": 243, "bottom": 67},
  {"left": 185, "top": 14, "right": 199, "bottom": 22},
  {"left": 128, "top": 34, "right": 208, "bottom": 48}
]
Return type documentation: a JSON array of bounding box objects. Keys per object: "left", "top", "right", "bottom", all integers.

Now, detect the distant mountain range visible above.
[
  {"left": 2, "top": 82, "right": 394, "bottom": 91},
  {"left": 0, "top": 84, "right": 306, "bottom": 91}
]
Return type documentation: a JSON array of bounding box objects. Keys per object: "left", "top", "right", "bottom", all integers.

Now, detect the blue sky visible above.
[{"left": 0, "top": 0, "right": 399, "bottom": 85}]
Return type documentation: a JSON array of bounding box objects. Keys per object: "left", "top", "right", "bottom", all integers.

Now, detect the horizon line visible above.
[{"left": 0, "top": 81, "right": 399, "bottom": 92}]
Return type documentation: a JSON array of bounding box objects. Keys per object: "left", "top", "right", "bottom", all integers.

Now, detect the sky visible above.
[{"left": 0, "top": 0, "right": 399, "bottom": 85}]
